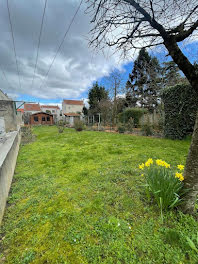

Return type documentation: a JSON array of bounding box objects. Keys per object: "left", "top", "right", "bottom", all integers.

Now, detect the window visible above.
[
  {"left": 52, "top": 110, "right": 55, "bottom": 113},
  {"left": 47, "top": 116, "right": 50, "bottom": 121},
  {"left": 42, "top": 117, "right": 45, "bottom": 121},
  {"left": 34, "top": 116, "right": 38, "bottom": 122}
]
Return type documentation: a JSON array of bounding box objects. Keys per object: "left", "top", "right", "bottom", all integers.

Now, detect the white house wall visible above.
[{"left": 62, "top": 104, "right": 83, "bottom": 114}]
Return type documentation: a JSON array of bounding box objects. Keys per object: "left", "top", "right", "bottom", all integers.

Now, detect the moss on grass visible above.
[{"left": 0, "top": 126, "right": 197, "bottom": 263}]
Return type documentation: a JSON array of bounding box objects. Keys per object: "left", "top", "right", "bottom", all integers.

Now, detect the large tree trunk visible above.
[
  {"left": 162, "top": 39, "right": 198, "bottom": 214},
  {"left": 182, "top": 109, "right": 198, "bottom": 214}
]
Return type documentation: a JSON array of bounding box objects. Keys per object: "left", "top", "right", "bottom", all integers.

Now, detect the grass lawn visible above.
[{"left": 0, "top": 126, "right": 198, "bottom": 263}]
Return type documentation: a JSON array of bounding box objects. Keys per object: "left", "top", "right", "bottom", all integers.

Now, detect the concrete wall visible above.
[
  {"left": 0, "top": 130, "right": 21, "bottom": 224},
  {"left": 0, "top": 90, "right": 9, "bottom": 100},
  {"left": 0, "top": 100, "right": 17, "bottom": 132},
  {"left": 139, "top": 111, "right": 162, "bottom": 127},
  {"left": 16, "top": 112, "right": 24, "bottom": 126}
]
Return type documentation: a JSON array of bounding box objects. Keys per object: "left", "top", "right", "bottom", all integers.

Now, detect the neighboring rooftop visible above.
[
  {"left": 64, "top": 113, "right": 81, "bottom": 116},
  {"left": 41, "top": 105, "right": 60, "bottom": 109},
  {"left": 63, "top": 100, "right": 84, "bottom": 105},
  {"left": 31, "top": 112, "right": 53, "bottom": 116},
  {"left": 17, "top": 109, "right": 24, "bottom": 113},
  {"left": 24, "top": 103, "right": 41, "bottom": 112}
]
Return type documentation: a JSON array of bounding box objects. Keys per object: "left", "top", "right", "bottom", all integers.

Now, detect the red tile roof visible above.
[
  {"left": 41, "top": 105, "right": 60, "bottom": 109},
  {"left": 63, "top": 100, "right": 84, "bottom": 105},
  {"left": 24, "top": 103, "right": 41, "bottom": 111},
  {"left": 31, "top": 112, "right": 53, "bottom": 116},
  {"left": 17, "top": 108, "right": 24, "bottom": 113},
  {"left": 64, "top": 113, "right": 81, "bottom": 117}
]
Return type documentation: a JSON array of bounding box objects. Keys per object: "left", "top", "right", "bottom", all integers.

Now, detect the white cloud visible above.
[{"left": 0, "top": 0, "right": 131, "bottom": 101}]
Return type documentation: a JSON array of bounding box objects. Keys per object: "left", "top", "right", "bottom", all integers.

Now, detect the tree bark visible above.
[
  {"left": 162, "top": 39, "right": 198, "bottom": 214},
  {"left": 182, "top": 109, "right": 198, "bottom": 214}
]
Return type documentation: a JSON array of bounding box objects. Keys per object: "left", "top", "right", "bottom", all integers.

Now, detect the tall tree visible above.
[
  {"left": 88, "top": 82, "right": 108, "bottom": 115},
  {"left": 106, "top": 70, "right": 124, "bottom": 124},
  {"left": 82, "top": 106, "right": 88, "bottom": 116},
  {"left": 126, "top": 48, "right": 161, "bottom": 111},
  {"left": 162, "top": 61, "right": 182, "bottom": 88},
  {"left": 86, "top": 0, "right": 198, "bottom": 214}
]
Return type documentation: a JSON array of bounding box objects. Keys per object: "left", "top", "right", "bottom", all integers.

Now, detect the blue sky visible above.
[
  {"left": 0, "top": 0, "right": 197, "bottom": 108},
  {"left": 15, "top": 41, "right": 198, "bottom": 109}
]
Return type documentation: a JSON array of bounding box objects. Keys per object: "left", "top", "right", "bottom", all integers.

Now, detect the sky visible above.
[{"left": 0, "top": 0, "right": 198, "bottom": 108}]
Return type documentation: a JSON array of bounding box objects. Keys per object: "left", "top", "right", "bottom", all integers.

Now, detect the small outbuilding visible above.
[
  {"left": 30, "top": 112, "right": 53, "bottom": 125},
  {"left": 64, "top": 113, "right": 81, "bottom": 126}
]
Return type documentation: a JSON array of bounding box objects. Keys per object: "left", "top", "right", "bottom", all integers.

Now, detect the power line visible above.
[
  {"left": 0, "top": 67, "right": 14, "bottom": 90},
  {"left": 39, "top": 0, "right": 83, "bottom": 90},
  {"left": 31, "top": 0, "right": 48, "bottom": 90},
  {"left": 7, "top": 0, "right": 21, "bottom": 90}
]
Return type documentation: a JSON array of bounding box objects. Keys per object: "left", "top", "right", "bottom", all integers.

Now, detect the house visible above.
[
  {"left": 23, "top": 103, "right": 41, "bottom": 125},
  {"left": 40, "top": 105, "right": 61, "bottom": 123},
  {"left": 62, "top": 100, "right": 84, "bottom": 125},
  {"left": 24, "top": 103, "right": 41, "bottom": 114},
  {"left": 30, "top": 112, "right": 53, "bottom": 125}
]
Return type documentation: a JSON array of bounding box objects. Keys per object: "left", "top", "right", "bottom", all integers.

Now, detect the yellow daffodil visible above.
[
  {"left": 156, "top": 159, "right": 170, "bottom": 168},
  {"left": 145, "top": 158, "right": 153, "bottom": 167},
  {"left": 139, "top": 163, "right": 145, "bottom": 170},
  {"left": 175, "top": 172, "right": 184, "bottom": 181},
  {"left": 177, "top": 164, "right": 184, "bottom": 171}
]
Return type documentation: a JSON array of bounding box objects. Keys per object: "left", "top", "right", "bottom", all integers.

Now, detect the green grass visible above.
[{"left": 0, "top": 126, "right": 197, "bottom": 263}]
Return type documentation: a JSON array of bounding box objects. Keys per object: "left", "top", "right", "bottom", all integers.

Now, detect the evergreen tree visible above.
[
  {"left": 88, "top": 82, "right": 108, "bottom": 114},
  {"left": 126, "top": 48, "right": 161, "bottom": 112},
  {"left": 162, "top": 61, "right": 182, "bottom": 87},
  {"left": 82, "top": 106, "right": 88, "bottom": 116}
]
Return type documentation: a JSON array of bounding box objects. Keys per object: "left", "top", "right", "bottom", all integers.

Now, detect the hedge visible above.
[
  {"left": 162, "top": 84, "right": 198, "bottom": 139},
  {"left": 118, "top": 107, "right": 147, "bottom": 127}
]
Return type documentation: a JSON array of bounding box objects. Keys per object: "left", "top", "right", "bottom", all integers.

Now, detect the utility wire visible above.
[
  {"left": 7, "top": 0, "right": 21, "bottom": 90},
  {"left": 31, "top": 0, "right": 48, "bottom": 90},
  {"left": 1, "top": 67, "right": 14, "bottom": 90},
  {"left": 39, "top": 0, "right": 83, "bottom": 90}
]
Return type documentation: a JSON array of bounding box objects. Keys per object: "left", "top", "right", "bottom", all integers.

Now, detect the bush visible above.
[
  {"left": 139, "top": 159, "right": 184, "bottom": 211},
  {"left": 141, "top": 123, "right": 153, "bottom": 136},
  {"left": 118, "top": 108, "right": 147, "bottom": 127},
  {"left": 162, "top": 84, "right": 198, "bottom": 139},
  {"left": 126, "top": 118, "right": 134, "bottom": 133},
  {"left": 74, "top": 119, "right": 84, "bottom": 131},
  {"left": 57, "top": 120, "right": 64, "bottom": 133},
  {"left": 117, "top": 124, "right": 125, "bottom": 133},
  {"left": 21, "top": 126, "right": 35, "bottom": 144}
]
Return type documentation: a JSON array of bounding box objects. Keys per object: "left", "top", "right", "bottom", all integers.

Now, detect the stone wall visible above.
[{"left": 0, "top": 130, "right": 21, "bottom": 224}]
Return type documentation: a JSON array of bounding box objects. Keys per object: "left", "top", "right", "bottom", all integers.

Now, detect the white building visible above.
[
  {"left": 40, "top": 105, "right": 61, "bottom": 123},
  {"left": 62, "top": 100, "right": 84, "bottom": 125}
]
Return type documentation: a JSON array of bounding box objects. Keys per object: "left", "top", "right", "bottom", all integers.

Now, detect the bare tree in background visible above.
[
  {"left": 106, "top": 70, "right": 124, "bottom": 124},
  {"left": 86, "top": 0, "right": 198, "bottom": 214}
]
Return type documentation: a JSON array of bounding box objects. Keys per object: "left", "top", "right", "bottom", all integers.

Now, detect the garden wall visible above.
[
  {"left": 0, "top": 130, "right": 21, "bottom": 224},
  {"left": 139, "top": 111, "right": 162, "bottom": 127}
]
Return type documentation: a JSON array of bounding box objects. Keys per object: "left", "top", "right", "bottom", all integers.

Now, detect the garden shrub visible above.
[
  {"left": 162, "top": 84, "right": 198, "bottom": 139},
  {"left": 21, "top": 126, "right": 35, "bottom": 144},
  {"left": 74, "top": 119, "right": 84, "bottom": 131},
  {"left": 141, "top": 122, "right": 153, "bottom": 136},
  {"left": 57, "top": 120, "right": 64, "bottom": 133},
  {"left": 126, "top": 118, "right": 134, "bottom": 133},
  {"left": 139, "top": 159, "right": 185, "bottom": 211},
  {"left": 118, "top": 107, "right": 147, "bottom": 127},
  {"left": 117, "top": 124, "right": 125, "bottom": 133}
]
